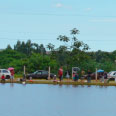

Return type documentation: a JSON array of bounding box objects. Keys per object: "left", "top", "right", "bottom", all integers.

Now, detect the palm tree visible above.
[{"left": 47, "top": 43, "right": 55, "bottom": 51}]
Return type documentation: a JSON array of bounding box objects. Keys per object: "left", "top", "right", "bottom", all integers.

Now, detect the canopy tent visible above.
[{"left": 97, "top": 69, "right": 104, "bottom": 73}]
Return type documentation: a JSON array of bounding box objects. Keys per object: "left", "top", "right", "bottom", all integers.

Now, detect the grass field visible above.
[{"left": 2, "top": 78, "right": 116, "bottom": 86}]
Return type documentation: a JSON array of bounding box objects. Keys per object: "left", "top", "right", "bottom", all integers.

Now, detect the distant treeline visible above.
[{"left": 0, "top": 28, "right": 116, "bottom": 74}]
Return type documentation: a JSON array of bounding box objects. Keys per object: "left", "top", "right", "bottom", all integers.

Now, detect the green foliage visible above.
[
  {"left": 0, "top": 28, "right": 116, "bottom": 75},
  {"left": 14, "top": 40, "right": 46, "bottom": 56}
]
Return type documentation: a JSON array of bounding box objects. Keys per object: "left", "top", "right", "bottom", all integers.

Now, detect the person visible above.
[
  {"left": 99, "top": 73, "right": 102, "bottom": 82},
  {"left": 104, "top": 72, "right": 107, "bottom": 83},
  {"left": 53, "top": 75, "right": 57, "bottom": 82},
  {"left": 58, "top": 66, "right": 63, "bottom": 82},
  {"left": 1, "top": 74, "right": 5, "bottom": 83},
  {"left": 65, "top": 70, "right": 70, "bottom": 81},
  {"left": 81, "top": 70, "right": 85, "bottom": 83},
  {"left": 87, "top": 70, "right": 92, "bottom": 83},
  {"left": 101, "top": 72, "right": 104, "bottom": 83},
  {"left": 73, "top": 72, "right": 76, "bottom": 81},
  {"left": 20, "top": 74, "right": 26, "bottom": 83},
  {"left": 73, "top": 72, "right": 79, "bottom": 82},
  {"left": 10, "top": 70, "right": 14, "bottom": 83},
  {"left": 75, "top": 73, "right": 79, "bottom": 81}
]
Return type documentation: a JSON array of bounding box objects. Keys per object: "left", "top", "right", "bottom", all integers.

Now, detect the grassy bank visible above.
[{"left": 1, "top": 79, "right": 116, "bottom": 86}]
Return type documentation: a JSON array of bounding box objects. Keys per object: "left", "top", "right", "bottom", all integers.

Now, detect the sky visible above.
[{"left": 0, "top": 0, "right": 116, "bottom": 51}]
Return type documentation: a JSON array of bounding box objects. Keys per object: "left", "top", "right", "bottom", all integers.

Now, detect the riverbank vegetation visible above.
[{"left": 0, "top": 28, "right": 116, "bottom": 75}]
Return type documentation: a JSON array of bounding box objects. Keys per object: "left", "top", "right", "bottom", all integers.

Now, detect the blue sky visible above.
[{"left": 0, "top": 0, "right": 116, "bottom": 51}]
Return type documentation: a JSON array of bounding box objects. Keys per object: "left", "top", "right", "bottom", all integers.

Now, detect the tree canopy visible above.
[{"left": 0, "top": 28, "right": 115, "bottom": 75}]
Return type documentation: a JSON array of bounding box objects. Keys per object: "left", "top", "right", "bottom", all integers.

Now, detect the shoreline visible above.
[{"left": 1, "top": 79, "right": 116, "bottom": 86}]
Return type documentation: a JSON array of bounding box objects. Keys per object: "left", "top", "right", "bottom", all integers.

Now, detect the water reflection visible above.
[
  {"left": 87, "top": 85, "right": 91, "bottom": 87},
  {"left": 1, "top": 83, "right": 6, "bottom": 86},
  {"left": 10, "top": 83, "right": 14, "bottom": 87},
  {"left": 72, "top": 85, "right": 79, "bottom": 88},
  {"left": 80, "top": 85, "right": 85, "bottom": 88},
  {"left": 0, "top": 84, "right": 116, "bottom": 116}
]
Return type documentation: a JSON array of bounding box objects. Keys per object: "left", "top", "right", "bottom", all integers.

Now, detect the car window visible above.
[
  {"left": 108, "top": 72, "right": 112, "bottom": 74},
  {"left": 0, "top": 70, "right": 1, "bottom": 73},
  {"left": 113, "top": 72, "right": 116, "bottom": 75},
  {"left": 34, "top": 71, "right": 38, "bottom": 74},
  {"left": 37, "top": 71, "right": 42, "bottom": 74},
  {"left": 42, "top": 71, "right": 48, "bottom": 75},
  {"left": 3, "top": 70, "right": 9, "bottom": 73}
]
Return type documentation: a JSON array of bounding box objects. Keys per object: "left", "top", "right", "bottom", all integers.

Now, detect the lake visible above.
[{"left": 0, "top": 83, "right": 116, "bottom": 116}]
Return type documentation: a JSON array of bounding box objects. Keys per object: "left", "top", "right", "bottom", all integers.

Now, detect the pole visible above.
[
  {"left": 96, "top": 68, "right": 97, "bottom": 82},
  {"left": 24, "top": 65, "right": 25, "bottom": 75},
  {"left": 48, "top": 66, "right": 50, "bottom": 80},
  {"left": 23, "top": 65, "right": 26, "bottom": 80},
  {"left": 72, "top": 67, "right": 73, "bottom": 79}
]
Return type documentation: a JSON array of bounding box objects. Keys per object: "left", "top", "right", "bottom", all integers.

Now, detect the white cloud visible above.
[
  {"left": 55, "top": 3, "right": 63, "bottom": 8},
  {"left": 90, "top": 18, "right": 116, "bottom": 22},
  {"left": 53, "top": 3, "right": 72, "bottom": 10},
  {"left": 86, "top": 8, "right": 92, "bottom": 11}
]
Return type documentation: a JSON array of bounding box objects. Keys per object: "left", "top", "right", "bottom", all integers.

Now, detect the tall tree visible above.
[{"left": 6, "top": 44, "right": 12, "bottom": 50}]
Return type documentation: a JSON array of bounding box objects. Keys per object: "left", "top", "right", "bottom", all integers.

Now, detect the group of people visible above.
[
  {"left": 57, "top": 67, "right": 108, "bottom": 83},
  {"left": 98, "top": 72, "right": 108, "bottom": 83},
  {"left": 57, "top": 66, "right": 82, "bottom": 82},
  {"left": 57, "top": 67, "right": 86, "bottom": 82}
]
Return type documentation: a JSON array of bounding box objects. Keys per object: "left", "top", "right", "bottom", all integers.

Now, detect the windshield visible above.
[
  {"left": 33, "top": 71, "right": 38, "bottom": 74},
  {"left": 2, "top": 70, "right": 9, "bottom": 73},
  {"left": 108, "top": 71, "right": 113, "bottom": 74}
]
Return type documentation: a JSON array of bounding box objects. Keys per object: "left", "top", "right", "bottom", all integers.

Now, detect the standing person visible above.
[
  {"left": 10, "top": 70, "right": 14, "bottom": 83},
  {"left": 75, "top": 73, "right": 79, "bottom": 82},
  {"left": 99, "top": 73, "right": 102, "bottom": 82},
  {"left": 104, "top": 72, "right": 107, "bottom": 83},
  {"left": 58, "top": 66, "right": 63, "bottom": 82},
  {"left": 65, "top": 70, "right": 70, "bottom": 81},
  {"left": 101, "top": 72, "right": 104, "bottom": 83},
  {"left": 87, "top": 70, "right": 92, "bottom": 83},
  {"left": 81, "top": 70, "right": 85, "bottom": 83},
  {"left": 73, "top": 72, "right": 76, "bottom": 81}
]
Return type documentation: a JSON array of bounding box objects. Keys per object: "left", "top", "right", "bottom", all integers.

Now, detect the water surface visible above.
[{"left": 0, "top": 83, "right": 116, "bottom": 116}]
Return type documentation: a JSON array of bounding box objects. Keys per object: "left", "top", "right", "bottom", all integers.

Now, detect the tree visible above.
[
  {"left": 14, "top": 40, "right": 21, "bottom": 52},
  {"left": 6, "top": 44, "right": 12, "bottom": 50},
  {"left": 56, "top": 28, "right": 90, "bottom": 69},
  {"left": 26, "top": 40, "right": 33, "bottom": 56},
  {"left": 39, "top": 44, "right": 46, "bottom": 55},
  {"left": 71, "top": 28, "right": 79, "bottom": 35},
  {"left": 47, "top": 43, "right": 55, "bottom": 51}
]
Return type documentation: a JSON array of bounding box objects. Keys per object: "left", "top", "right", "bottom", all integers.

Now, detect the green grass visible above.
[
  {"left": 14, "top": 74, "right": 23, "bottom": 78},
  {"left": 2, "top": 78, "right": 116, "bottom": 86}
]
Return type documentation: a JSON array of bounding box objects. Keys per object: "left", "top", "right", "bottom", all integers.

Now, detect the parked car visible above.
[
  {"left": 0, "top": 69, "right": 11, "bottom": 79},
  {"left": 107, "top": 71, "right": 116, "bottom": 79},
  {"left": 26, "top": 70, "right": 55, "bottom": 79}
]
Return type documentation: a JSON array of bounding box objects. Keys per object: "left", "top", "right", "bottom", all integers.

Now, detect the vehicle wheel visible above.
[
  {"left": 6, "top": 75, "right": 10, "bottom": 79},
  {"left": 110, "top": 78, "right": 114, "bottom": 81}
]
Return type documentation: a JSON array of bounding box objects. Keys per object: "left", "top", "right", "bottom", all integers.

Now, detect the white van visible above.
[{"left": 0, "top": 69, "right": 11, "bottom": 79}]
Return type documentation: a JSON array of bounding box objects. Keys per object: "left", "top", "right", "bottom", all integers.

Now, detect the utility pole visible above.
[
  {"left": 96, "top": 68, "right": 97, "bottom": 82},
  {"left": 48, "top": 66, "right": 51, "bottom": 80}
]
